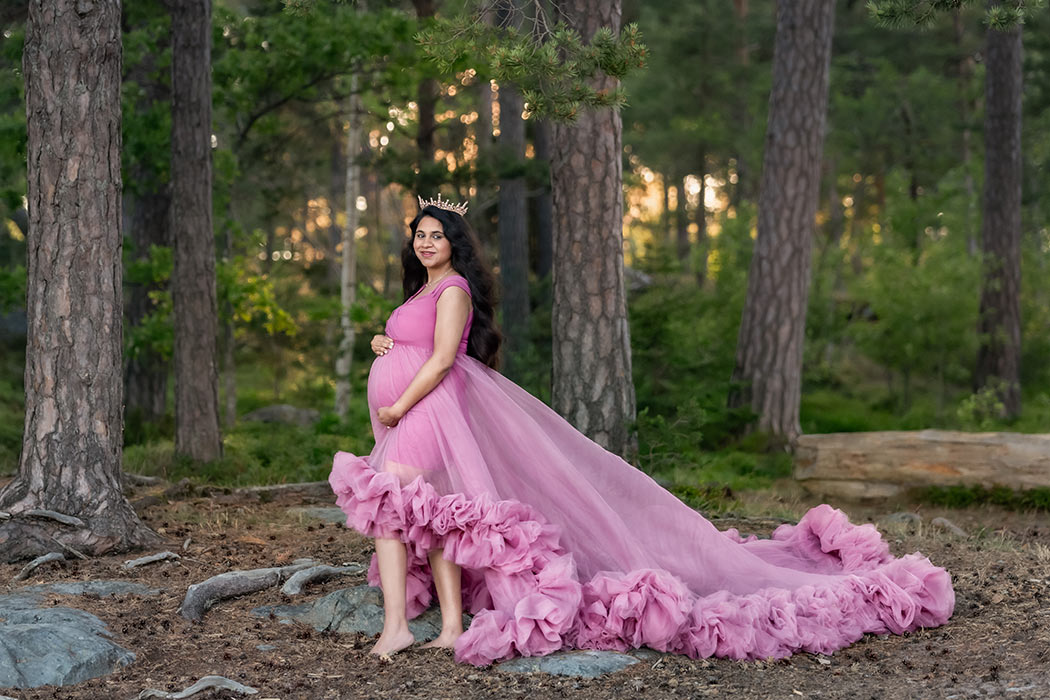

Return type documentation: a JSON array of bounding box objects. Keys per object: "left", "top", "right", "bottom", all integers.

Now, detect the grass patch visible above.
[
  {"left": 916, "top": 484, "right": 1050, "bottom": 513},
  {"left": 124, "top": 417, "right": 373, "bottom": 487}
]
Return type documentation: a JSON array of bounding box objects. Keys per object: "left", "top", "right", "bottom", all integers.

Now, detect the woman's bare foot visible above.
[
  {"left": 370, "top": 628, "right": 415, "bottom": 657},
  {"left": 421, "top": 631, "right": 461, "bottom": 649}
]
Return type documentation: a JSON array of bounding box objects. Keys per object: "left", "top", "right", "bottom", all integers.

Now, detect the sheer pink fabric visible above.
[{"left": 329, "top": 276, "right": 954, "bottom": 666}]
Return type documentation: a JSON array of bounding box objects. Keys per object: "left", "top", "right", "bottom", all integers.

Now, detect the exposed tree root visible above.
[{"left": 179, "top": 560, "right": 319, "bottom": 621}]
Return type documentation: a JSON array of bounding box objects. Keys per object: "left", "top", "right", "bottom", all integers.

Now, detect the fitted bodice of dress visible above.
[{"left": 384, "top": 276, "right": 473, "bottom": 353}]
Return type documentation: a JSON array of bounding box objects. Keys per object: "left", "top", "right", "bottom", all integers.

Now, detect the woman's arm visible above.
[{"left": 376, "top": 286, "right": 471, "bottom": 426}]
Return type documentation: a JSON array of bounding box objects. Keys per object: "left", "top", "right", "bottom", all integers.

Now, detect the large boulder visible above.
[{"left": 0, "top": 581, "right": 161, "bottom": 689}]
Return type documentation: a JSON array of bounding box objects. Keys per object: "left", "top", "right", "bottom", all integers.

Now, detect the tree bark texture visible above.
[
  {"left": 497, "top": 80, "right": 530, "bottom": 381},
  {"left": 0, "top": 0, "right": 160, "bottom": 563},
  {"left": 550, "top": 0, "right": 636, "bottom": 458},
  {"left": 335, "top": 81, "right": 362, "bottom": 419},
  {"left": 171, "top": 0, "right": 222, "bottom": 461},
  {"left": 729, "top": 0, "right": 835, "bottom": 445},
  {"left": 975, "top": 13, "right": 1022, "bottom": 419}
]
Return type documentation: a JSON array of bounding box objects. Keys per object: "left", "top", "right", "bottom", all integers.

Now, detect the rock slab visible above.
[
  {"left": 497, "top": 650, "right": 641, "bottom": 677},
  {"left": 253, "top": 585, "right": 461, "bottom": 642},
  {"left": 0, "top": 580, "right": 161, "bottom": 689}
]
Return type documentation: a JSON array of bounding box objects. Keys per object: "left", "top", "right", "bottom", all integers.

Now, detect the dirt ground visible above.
[{"left": 2, "top": 484, "right": 1049, "bottom": 700}]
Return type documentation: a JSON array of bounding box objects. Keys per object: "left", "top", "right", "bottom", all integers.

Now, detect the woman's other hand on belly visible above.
[{"left": 371, "top": 334, "right": 395, "bottom": 356}]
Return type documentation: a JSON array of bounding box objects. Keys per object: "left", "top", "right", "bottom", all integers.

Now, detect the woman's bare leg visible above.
[
  {"left": 370, "top": 537, "right": 415, "bottom": 656},
  {"left": 421, "top": 548, "right": 463, "bottom": 649}
]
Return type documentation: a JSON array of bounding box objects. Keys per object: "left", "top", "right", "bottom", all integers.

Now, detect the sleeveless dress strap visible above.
[{"left": 433, "top": 275, "right": 471, "bottom": 298}]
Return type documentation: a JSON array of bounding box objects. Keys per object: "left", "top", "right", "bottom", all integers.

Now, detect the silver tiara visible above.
[{"left": 418, "top": 193, "right": 469, "bottom": 216}]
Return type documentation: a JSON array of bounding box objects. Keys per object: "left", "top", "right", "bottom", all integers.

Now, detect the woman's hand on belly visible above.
[{"left": 376, "top": 405, "right": 404, "bottom": 427}]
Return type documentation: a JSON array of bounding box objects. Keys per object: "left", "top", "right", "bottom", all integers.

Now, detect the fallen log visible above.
[{"left": 795, "top": 429, "right": 1050, "bottom": 500}]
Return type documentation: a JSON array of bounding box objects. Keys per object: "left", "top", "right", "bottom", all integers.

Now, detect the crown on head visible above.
[{"left": 418, "top": 193, "right": 469, "bottom": 216}]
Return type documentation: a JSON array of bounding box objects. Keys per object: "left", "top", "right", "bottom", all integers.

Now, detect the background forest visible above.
[{"left": 0, "top": 0, "right": 1048, "bottom": 505}]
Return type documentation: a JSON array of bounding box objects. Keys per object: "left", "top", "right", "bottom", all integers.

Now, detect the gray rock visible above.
[
  {"left": 497, "top": 650, "right": 641, "bottom": 678},
  {"left": 0, "top": 580, "right": 162, "bottom": 689},
  {"left": 22, "top": 580, "right": 162, "bottom": 598},
  {"left": 256, "top": 644, "right": 277, "bottom": 651},
  {"left": 288, "top": 507, "right": 349, "bottom": 525},
  {"left": 241, "top": 404, "right": 320, "bottom": 427},
  {"left": 253, "top": 584, "right": 462, "bottom": 642},
  {"left": 627, "top": 647, "right": 665, "bottom": 661}
]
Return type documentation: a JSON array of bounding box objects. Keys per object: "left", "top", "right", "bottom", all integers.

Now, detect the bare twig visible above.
[
  {"left": 124, "top": 551, "right": 181, "bottom": 569},
  {"left": 14, "top": 551, "right": 65, "bottom": 581},
  {"left": 136, "top": 675, "right": 258, "bottom": 699}
]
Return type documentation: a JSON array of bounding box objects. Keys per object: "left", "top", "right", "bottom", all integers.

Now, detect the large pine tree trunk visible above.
[
  {"left": 975, "top": 11, "right": 1023, "bottom": 419},
  {"left": 496, "top": 53, "right": 530, "bottom": 380},
  {"left": 550, "top": 0, "right": 636, "bottom": 458},
  {"left": 0, "top": 0, "right": 160, "bottom": 563},
  {"left": 728, "top": 0, "right": 835, "bottom": 445},
  {"left": 171, "top": 0, "right": 222, "bottom": 461}
]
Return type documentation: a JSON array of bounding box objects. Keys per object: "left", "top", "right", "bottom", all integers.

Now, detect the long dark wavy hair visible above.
[{"left": 403, "top": 205, "right": 502, "bottom": 369}]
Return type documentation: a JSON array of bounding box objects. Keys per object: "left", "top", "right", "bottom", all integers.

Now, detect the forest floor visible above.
[{"left": 1, "top": 481, "right": 1049, "bottom": 700}]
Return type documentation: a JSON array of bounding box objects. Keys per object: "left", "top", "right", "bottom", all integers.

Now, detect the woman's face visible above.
[{"left": 413, "top": 215, "right": 453, "bottom": 272}]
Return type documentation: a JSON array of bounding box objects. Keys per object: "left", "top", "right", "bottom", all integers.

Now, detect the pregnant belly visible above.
[{"left": 366, "top": 346, "right": 427, "bottom": 409}]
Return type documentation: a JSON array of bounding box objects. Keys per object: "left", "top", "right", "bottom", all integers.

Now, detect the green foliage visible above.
[
  {"left": 867, "top": 0, "right": 1033, "bottom": 30},
  {"left": 417, "top": 18, "right": 647, "bottom": 121},
  {"left": 218, "top": 257, "right": 297, "bottom": 337},
  {"left": 124, "top": 419, "right": 374, "bottom": 486},
  {"left": 124, "top": 245, "right": 174, "bottom": 361},
  {"left": 0, "top": 263, "right": 24, "bottom": 312},
  {"left": 955, "top": 383, "right": 1007, "bottom": 430},
  {"left": 0, "top": 345, "right": 23, "bottom": 475},
  {"left": 122, "top": 0, "right": 171, "bottom": 194},
  {"left": 0, "top": 25, "right": 25, "bottom": 220}
]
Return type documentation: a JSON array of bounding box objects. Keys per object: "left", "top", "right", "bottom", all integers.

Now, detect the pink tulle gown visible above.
[{"left": 329, "top": 276, "right": 955, "bottom": 666}]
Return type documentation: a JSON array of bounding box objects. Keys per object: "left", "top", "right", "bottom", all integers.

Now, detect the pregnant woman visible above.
[{"left": 329, "top": 195, "right": 955, "bottom": 665}]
